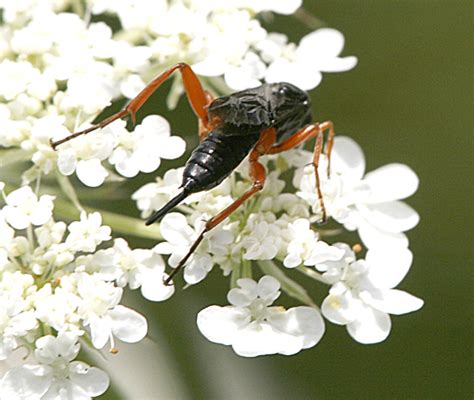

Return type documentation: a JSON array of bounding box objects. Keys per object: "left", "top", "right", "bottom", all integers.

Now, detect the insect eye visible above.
[{"left": 279, "top": 87, "right": 287, "bottom": 95}]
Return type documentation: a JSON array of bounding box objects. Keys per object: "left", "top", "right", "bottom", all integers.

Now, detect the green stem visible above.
[
  {"left": 296, "top": 266, "right": 327, "bottom": 284},
  {"left": 56, "top": 171, "right": 83, "bottom": 211},
  {"left": 230, "top": 262, "right": 242, "bottom": 289},
  {"left": 242, "top": 259, "right": 252, "bottom": 279},
  {"left": 54, "top": 199, "right": 162, "bottom": 240}
]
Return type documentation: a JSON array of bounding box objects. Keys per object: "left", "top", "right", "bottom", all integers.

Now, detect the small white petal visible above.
[
  {"left": 140, "top": 270, "right": 174, "bottom": 302},
  {"left": 157, "top": 136, "right": 186, "bottom": 160},
  {"left": 331, "top": 136, "right": 366, "bottom": 180},
  {"left": 364, "top": 289, "right": 424, "bottom": 315},
  {"left": 228, "top": 287, "right": 254, "bottom": 307},
  {"left": 366, "top": 248, "right": 413, "bottom": 289},
  {"left": 183, "top": 254, "right": 212, "bottom": 284},
  {"left": 364, "top": 164, "right": 419, "bottom": 202},
  {"left": 347, "top": 306, "right": 391, "bottom": 344},
  {"left": 230, "top": 321, "right": 301, "bottom": 357},
  {"left": 360, "top": 201, "right": 420, "bottom": 233},
  {"left": 4, "top": 206, "right": 30, "bottom": 229},
  {"left": 89, "top": 316, "right": 110, "bottom": 349},
  {"left": 321, "top": 291, "right": 359, "bottom": 325},
  {"left": 298, "top": 28, "right": 346, "bottom": 58},
  {"left": 265, "top": 59, "right": 322, "bottom": 90},
  {"left": 358, "top": 222, "right": 409, "bottom": 249},
  {"left": 109, "top": 305, "right": 148, "bottom": 343},
  {"left": 268, "top": 306, "right": 325, "bottom": 350},
  {"left": 57, "top": 149, "right": 77, "bottom": 176},
  {"left": 69, "top": 362, "right": 110, "bottom": 397},
  {"left": 159, "top": 213, "right": 193, "bottom": 245},
  {"left": 76, "top": 159, "right": 108, "bottom": 187},
  {"left": 192, "top": 57, "right": 227, "bottom": 77},
  {"left": 197, "top": 305, "right": 250, "bottom": 345},
  {"left": 0, "top": 365, "right": 50, "bottom": 400}
]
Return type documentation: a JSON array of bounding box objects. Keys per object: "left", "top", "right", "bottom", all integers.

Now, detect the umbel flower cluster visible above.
[{"left": 0, "top": 0, "right": 422, "bottom": 398}]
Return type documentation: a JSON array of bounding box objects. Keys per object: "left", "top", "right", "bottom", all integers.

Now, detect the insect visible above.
[{"left": 51, "top": 63, "right": 335, "bottom": 285}]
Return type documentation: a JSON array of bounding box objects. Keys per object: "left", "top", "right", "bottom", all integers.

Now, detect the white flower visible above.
[
  {"left": 0, "top": 333, "right": 109, "bottom": 400},
  {"left": 70, "top": 273, "right": 148, "bottom": 350},
  {"left": 132, "top": 168, "right": 183, "bottom": 219},
  {"left": 155, "top": 213, "right": 233, "bottom": 284},
  {"left": 0, "top": 60, "right": 40, "bottom": 101},
  {"left": 239, "top": 214, "right": 285, "bottom": 261},
  {"left": 0, "top": 272, "right": 38, "bottom": 360},
  {"left": 321, "top": 246, "right": 423, "bottom": 344},
  {"left": 108, "top": 115, "right": 185, "bottom": 178},
  {"left": 92, "top": 238, "right": 175, "bottom": 302},
  {"left": 65, "top": 212, "right": 111, "bottom": 252},
  {"left": 3, "top": 186, "right": 55, "bottom": 230},
  {"left": 197, "top": 276, "right": 325, "bottom": 357},
  {"left": 283, "top": 218, "right": 345, "bottom": 268},
  {"left": 294, "top": 136, "right": 419, "bottom": 249},
  {"left": 55, "top": 126, "right": 115, "bottom": 187},
  {"left": 263, "top": 28, "right": 358, "bottom": 90},
  {"left": 223, "top": 51, "right": 266, "bottom": 90}
]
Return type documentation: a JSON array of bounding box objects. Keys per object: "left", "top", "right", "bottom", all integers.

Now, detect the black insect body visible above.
[
  {"left": 50, "top": 63, "right": 335, "bottom": 284},
  {"left": 145, "top": 82, "right": 313, "bottom": 225}
]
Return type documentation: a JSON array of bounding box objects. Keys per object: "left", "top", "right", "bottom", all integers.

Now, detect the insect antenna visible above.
[{"left": 145, "top": 190, "right": 189, "bottom": 225}]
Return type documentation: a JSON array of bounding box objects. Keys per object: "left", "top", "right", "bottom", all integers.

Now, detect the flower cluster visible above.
[
  {"left": 0, "top": 185, "right": 172, "bottom": 397},
  {"left": 0, "top": 0, "right": 422, "bottom": 399},
  {"left": 134, "top": 136, "right": 423, "bottom": 351},
  {"left": 0, "top": 0, "right": 355, "bottom": 189},
  {"left": 88, "top": 0, "right": 357, "bottom": 91}
]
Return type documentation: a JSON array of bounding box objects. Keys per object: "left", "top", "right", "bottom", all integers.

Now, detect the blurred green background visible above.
[{"left": 100, "top": 1, "right": 472, "bottom": 399}]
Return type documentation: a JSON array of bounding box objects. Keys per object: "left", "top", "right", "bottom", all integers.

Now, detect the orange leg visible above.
[
  {"left": 51, "top": 63, "right": 213, "bottom": 149},
  {"left": 163, "top": 128, "right": 277, "bottom": 285},
  {"left": 267, "top": 121, "right": 336, "bottom": 223}
]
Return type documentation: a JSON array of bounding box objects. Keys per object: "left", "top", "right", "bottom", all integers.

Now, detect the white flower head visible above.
[
  {"left": 294, "top": 136, "right": 420, "bottom": 249},
  {"left": 155, "top": 212, "right": 233, "bottom": 285},
  {"left": 263, "top": 28, "right": 358, "bottom": 90},
  {"left": 198, "top": 276, "right": 325, "bottom": 357},
  {"left": 0, "top": 333, "right": 109, "bottom": 400},
  {"left": 3, "top": 186, "right": 54, "bottom": 230},
  {"left": 65, "top": 212, "right": 111, "bottom": 253},
  {"left": 321, "top": 247, "right": 423, "bottom": 344},
  {"left": 92, "top": 238, "right": 175, "bottom": 302},
  {"left": 108, "top": 114, "right": 185, "bottom": 178}
]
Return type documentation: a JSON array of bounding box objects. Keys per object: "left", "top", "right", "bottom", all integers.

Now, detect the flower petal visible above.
[
  {"left": 159, "top": 213, "right": 194, "bottom": 245},
  {"left": 359, "top": 201, "right": 420, "bottom": 233},
  {"left": 321, "top": 290, "right": 359, "bottom": 325},
  {"left": 157, "top": 136, "right": 186, "bottom": 160},
  {"left": 197, "top": 305, "right": 250, "bottom": 345},
  {"left": 0, "top": 365, "right": 50, "bottom": 400},
  {"left": 69, "top": 362, "right": 110, "bottom": 396},
  {"left": 109, "top": 305, "right": 148, "bottom": 343},
  {"left": 76, "top": 159, "right": 108, "bottom": 187},
  {"left": 257, "top": 275, "right": 281, "bottom": 304},
  {"left": 366, "top": 248, "right": 413, "bottom": 289},
  {"left": 268, "top": 306, "right": 325, "bottom": 350},
  {"left": 231, "top": 321, "right": 299, "bottom": 357},
  {"left": 364, "top": 164, "right": 419, "bottom": 202},
  {"left": 358, "top": 222, "right": 409, "bottom": 249},
  {"left": 139, "top": 269, "right": 175, "bottom": 302},
  {"left": 363, "top": 289, "right": 424, "bottom": 315},
  {"left": 331, "top": 136, "right": 365, "bottom": 181},
  {"left": 346, "top": 306, "right": 391, "bottom": 344}
]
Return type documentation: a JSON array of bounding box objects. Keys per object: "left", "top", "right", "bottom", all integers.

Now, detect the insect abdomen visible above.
[
  {"left": 145, "top": 130, "right": 259, "bottom": 225},
  {"left": 182, "top": 131, "right": 259, "bottom": 192}
]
